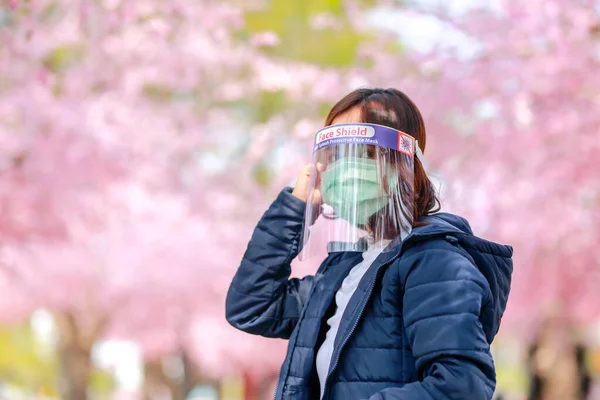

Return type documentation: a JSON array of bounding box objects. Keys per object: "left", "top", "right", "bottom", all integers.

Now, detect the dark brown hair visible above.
[{"left": 324, "top": 88, "right": 440, "bottom": 232}]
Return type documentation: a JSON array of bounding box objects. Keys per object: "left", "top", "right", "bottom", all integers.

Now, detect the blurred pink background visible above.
[{"left": 0, "top": 0, "right": 599, "bottom": 399}]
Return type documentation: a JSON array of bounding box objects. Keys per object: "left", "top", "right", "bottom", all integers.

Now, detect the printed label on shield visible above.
[
  {"left": 315, "top": 125, "right": 375, "bottom": 144},
  {"left": 313, "top": 123, "right": 414, "bottom": 155},
  {"left": 397, "top": 132, "right": 415, "bottom": 156}
]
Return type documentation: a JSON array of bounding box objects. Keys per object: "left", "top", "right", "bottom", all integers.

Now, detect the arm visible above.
[
  {"left": 225, "top": 188, "right": 315, "bottom": 339},
  {"left": 369, "top": 248, "right": 495, "bottom": 400}
]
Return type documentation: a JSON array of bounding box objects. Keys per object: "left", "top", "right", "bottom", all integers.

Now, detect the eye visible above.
[
  {"left": 318, "top": 146, "right": 342, "bottom": 164},
  {"left": 365, "top": 145, "right": 379, "bottom": 159}
]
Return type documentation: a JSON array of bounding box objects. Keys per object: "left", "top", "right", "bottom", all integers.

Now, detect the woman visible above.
[{"left": 226, "top": 88, "right": 513, "bottom": 400}]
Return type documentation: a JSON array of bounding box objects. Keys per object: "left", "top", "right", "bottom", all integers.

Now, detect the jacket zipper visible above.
[{"left": 320, "top": 252, "right": 402, "bottom": 400}]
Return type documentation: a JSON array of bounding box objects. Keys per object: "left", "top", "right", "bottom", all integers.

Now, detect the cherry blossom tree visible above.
[
  {"left": 0, "top": 0, "right": 399, "bottom": 398},
  {"left": 6, "top": 0, "right": 595, "bottom": 398},
  {"left": 383, "top": 0, "right": 600, "bottom": 331}
]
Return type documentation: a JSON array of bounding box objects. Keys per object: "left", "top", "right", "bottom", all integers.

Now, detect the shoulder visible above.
[
  {"left": 394, "top": 235, "right": 491, "bottom": 295},
  {"left": 403, "top": 234, "right": 470, "bottom": 260}
]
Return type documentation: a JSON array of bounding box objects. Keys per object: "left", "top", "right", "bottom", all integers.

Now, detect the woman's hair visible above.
[{"left": 324, "top": 88, "right": 440, "bottom": 235}]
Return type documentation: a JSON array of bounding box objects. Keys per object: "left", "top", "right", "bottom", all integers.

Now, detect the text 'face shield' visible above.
[{"left": 300, "top": 124, "right": 417, "bottom": 260}]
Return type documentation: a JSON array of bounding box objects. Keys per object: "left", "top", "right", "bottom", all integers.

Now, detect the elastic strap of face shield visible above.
[{"left": 415, "top": 139, "right": 424, "bottom": 162}]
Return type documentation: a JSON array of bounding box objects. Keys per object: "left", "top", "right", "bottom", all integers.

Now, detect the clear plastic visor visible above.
[{"left": 299, "top": 124, "right": 416, "bottom": 261}]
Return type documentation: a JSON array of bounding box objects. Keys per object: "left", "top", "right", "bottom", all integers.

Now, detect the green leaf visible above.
[
  {"left": 0, "top": 324, "right": 58, "bottom": 394},
  {"left": 252, "top": 163, "right": 272, "bottom": 187},
  {"left": 318, "top": 102, "right": 332, "bottom": 119},
  {"left": 41, "top": 2, "right": 60, "bottom": 21},
  {"left": 142, "top": 83, "right": 174, "bottom": 100},
  {"left": 42, "top": 44, "right": 85, "bottom": 73},
  {"left": 244, "top": 0, "right": 367, "bottom": 67},
  {"left": 51, "top": 82, "right": 62, "bottom": 96},
  {"left": 142, "top": 83, "right": 197, "bottom": 102},
  {"left": 256, "top": 90, "right": 287, "bottom": 123},
  {"left": 89, "top": 369, "right": 116, "bottom": 393}
]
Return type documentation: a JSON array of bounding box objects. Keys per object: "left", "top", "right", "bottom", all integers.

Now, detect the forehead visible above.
[{"left": 331, "top": 106, "right": 362, "bottom": 125}]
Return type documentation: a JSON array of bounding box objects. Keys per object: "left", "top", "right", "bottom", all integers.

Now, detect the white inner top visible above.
[{"left": 315, "top": 239, "right": 392, "bottom": 398}]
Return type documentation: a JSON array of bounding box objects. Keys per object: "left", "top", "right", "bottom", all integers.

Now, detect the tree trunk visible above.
[
  {"left": 143, "top": 351, "right": 202, "bottom": 400},
  {"left": 57, "top": 338, "right": 92, "bottom": 400},
  {"left": 245, "top": 372, "right": 278, "bottom": 400},
  {"left": 143, "top": 358, "right": 187, "bottom": 400},
  {"left": 257, "top": 374, "right": 278, "bottom": 400},
  {"left": 54, "top": 311, "right": 103, "bottom": 400},
  {"left": 181, "top": 350, "right": 199, "bottom": 397},
  {"left": 243, "top": 371, "right": 258, "bottom": 400}
]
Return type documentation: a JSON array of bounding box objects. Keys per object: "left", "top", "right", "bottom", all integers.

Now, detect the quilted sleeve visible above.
[
  {"left": 225, "top": 187, "right": 315, "bottom": 339},
  {"left": 369, "top": 246, "right": 495, "bottom": 400}
]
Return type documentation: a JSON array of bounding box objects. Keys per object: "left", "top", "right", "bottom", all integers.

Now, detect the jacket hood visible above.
[{"left": 415, "top": 212, "right": 514, "bottom": 342}]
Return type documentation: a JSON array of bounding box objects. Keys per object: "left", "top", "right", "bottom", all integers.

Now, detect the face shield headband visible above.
[{"left": 313, "top": 123, "right": 421, "bottom": 158}]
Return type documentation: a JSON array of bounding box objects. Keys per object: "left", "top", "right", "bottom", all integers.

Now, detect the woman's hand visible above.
[{"left": 292, "top": 163, "right": 325, "bottom": 205}]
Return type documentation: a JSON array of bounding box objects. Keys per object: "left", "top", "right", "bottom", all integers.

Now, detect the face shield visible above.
[{"left": 299, "top": 123, "right": 420, "bottom": 261}]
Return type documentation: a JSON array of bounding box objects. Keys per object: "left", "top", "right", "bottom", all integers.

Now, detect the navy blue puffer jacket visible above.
[{"left": 226, "top": 188, "right": 513, "bottom": 400}]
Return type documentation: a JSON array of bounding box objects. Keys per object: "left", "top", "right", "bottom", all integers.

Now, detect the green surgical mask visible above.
[{"left": 321, "top": 157, "right": 393, "bottom": 225}]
